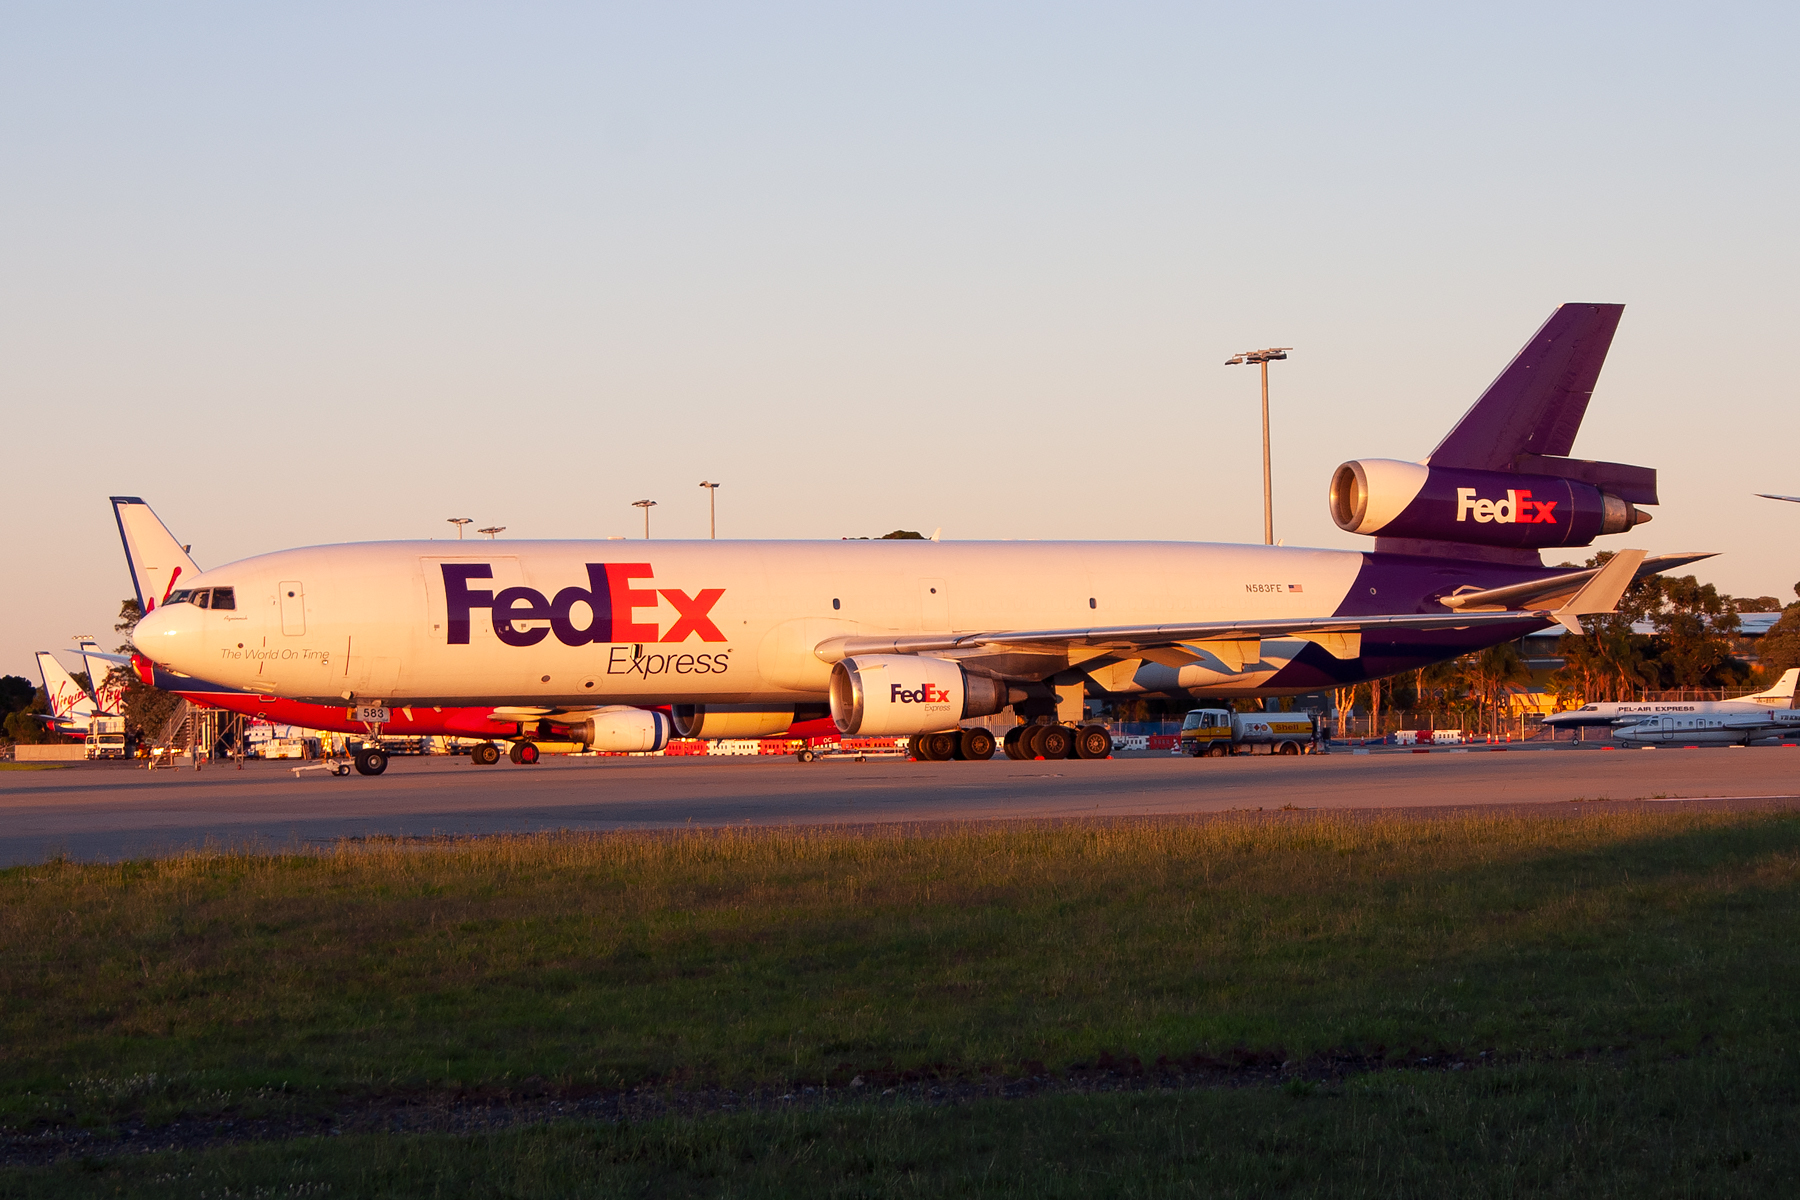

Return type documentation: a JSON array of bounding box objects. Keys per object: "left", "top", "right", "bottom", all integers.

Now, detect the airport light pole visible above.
[
  {"left": 698, "top": 481, "right": 720, "bottom": 538},
  {"left": 633, "top": 499, "right": 657, "bottom": 539},
  {"left": 1224, "top": 347, "right": 1292, "bottom": 546},
  {"left": 478, "top": 526, "right": 505, "bottom": 539},
  {"left": 447, "top": 517, "right": 473, "bottom": 539}
]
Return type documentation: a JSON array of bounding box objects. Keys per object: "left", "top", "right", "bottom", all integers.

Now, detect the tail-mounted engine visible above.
[
  {"left": 1329, "top": 459, "right": 1653, "bottom": 550},
  {"left": 829, "top": 655, "right": 1014, "bottom": 736}
]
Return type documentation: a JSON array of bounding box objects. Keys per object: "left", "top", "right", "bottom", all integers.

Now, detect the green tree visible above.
[
  {"left": 1750, "top": 583, "right": 1800, "bottom": 679},
  {"left": 1647, "top": 575, "right": 1744, "bottom": 688}
]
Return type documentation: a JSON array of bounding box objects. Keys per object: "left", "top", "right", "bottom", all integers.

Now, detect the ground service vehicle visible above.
[
  {"left": 262, "top": 736, "right": 322, "bottom": 760},
  {"left": 1179, "top": 709, "right": 1316, "bottom": 757},
  {"left": 84, "top": 716, "right": 128, "bottom": 759},
  {"left": 130, "top": 305, "right": 1703, "bottom": 770}
]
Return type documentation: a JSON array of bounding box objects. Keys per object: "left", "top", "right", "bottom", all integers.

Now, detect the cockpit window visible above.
[
  {"left": 210, "top": 587, "right": 235, "bottom": 611},
  {"left": 164, "top": 589, "right": 195, "bottom": 606},
  {"left": 194, "top": 589, "right": 211, "bottom": 609}
]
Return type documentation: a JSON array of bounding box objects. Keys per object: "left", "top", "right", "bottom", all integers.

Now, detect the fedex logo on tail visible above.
[
  {"left": 443, "top": 563, "right": 726, "bottom": 648},
  {"left": 1455, "top": 488, "right": 1558, "bottom": 525},
  {"left": 891, "top": 683, "right": 954, "bottom": 705}
]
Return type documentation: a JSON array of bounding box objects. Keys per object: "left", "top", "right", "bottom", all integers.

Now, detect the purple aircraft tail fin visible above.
[{"left": 1426, "top": 303, "right": 1625, "bottom": 472}]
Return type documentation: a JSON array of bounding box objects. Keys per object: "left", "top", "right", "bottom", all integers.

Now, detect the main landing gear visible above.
[
  {"left": 467, "top": 740, "right": 542, "bottom": 765},
  {"left": 906, "top": 723, "right": 1116, "bottom": 762},
  {"left": 910, "top": 728, "right": 998, "bottom": 761},
  {"left": 353, "top": 747, "right": 389, "bottom": 776},
  {"left": 999, "top": 723, "right": 1113, "bottom": 761}
]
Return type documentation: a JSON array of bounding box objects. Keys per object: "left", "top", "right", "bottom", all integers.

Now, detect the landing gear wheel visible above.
[
  {"left": 1074, "top": 725, "right": 1113, "bottom": 760},
  {"left": 913, "top": 730, "right": 958, "bottom": 761},
  {"left": 1002, "top": 727, "right": 1028, "bottom": 760},
  {"left": 509, "top": 741, "right": 541, "bottom": 765},
  {"left": 471, "top": 742, "right": 502, "bottom": 766},
  {"left": 1017, "top": 724, "right": 1045, "bottom": 759},
  {"left": 1207, "top": 743, "right": 1229, "bottom": 758},
  {"left": 354, "top": 749, "right": 389, "bottom": 776},
  {"left": 1037, "top": 725, "right": 1073, "bottom": 760},
  {"left": 959, "top": 728, "right": 997, "bottom": 761}
]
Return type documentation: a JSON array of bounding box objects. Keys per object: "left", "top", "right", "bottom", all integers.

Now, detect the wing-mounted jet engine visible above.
[{"left": 1330, "top": 303, "right": 1657, "bottom": 560}]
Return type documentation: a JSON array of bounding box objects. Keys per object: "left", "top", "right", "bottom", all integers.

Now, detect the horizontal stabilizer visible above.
[
  {"left": 1441, "top": 551, "right": 1712, "bottom": 612},
  {"left": 1550, "top": 548, "right": 1645, "bottom": 635}
]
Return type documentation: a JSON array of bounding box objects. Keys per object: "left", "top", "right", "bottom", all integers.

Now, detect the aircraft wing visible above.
[
  {"left": 1757, "top": 494, "right": 1800, "bottom": 504},
  {"left": 818, "top": 550, "right": 1647, "bottom": 668},
  {"left": 822, "top": 609, "right": 1548, "bottom": 666}
]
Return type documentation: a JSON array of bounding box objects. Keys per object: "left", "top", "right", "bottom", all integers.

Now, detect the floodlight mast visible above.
[
  {"left": 478, "top": 526, "right": 505, "bottom": 539},
  {"left": 447, "top": 517, "right": 473, "bottom": 539},
  {"left": 1224, "top": 347, "right": 1292, "bottom": 546},
  {"left": 632, "top": 499, "right": 657, "bottom": 540},
  {"left": 698, "top": 481, "right": 720, "bottom": 539}
]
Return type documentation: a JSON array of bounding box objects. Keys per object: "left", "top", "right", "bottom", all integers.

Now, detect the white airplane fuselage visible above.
[
  {"left": 1611, "top": 709, "right": 1800, "bottom": 746},
  {"left": 130, "top": 537, "right": 1525, "bottom": 708}
]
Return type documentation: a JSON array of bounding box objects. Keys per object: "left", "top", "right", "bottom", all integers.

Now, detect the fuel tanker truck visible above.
[{"left": 1178, "top": 708, "right": 1319, "bottom": 757}]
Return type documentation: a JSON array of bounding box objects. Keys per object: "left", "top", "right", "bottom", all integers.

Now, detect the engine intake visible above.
[
  {"left": 829, "top": 656, "right": 1013, "bottom": 736},
  {"left": 1329, "top": 459, "right": 1651, "bottom": 549}
]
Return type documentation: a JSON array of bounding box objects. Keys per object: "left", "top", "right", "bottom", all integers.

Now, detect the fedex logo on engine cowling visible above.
[
  {"left": 442, "top": 563, "right": 726, "bottom": 648},
  {"left": 1455, "top": 488, "right": 1557, "bottom": 525},
  {"left": 891, "top": 683, "right": 954, "bottom": 705}
]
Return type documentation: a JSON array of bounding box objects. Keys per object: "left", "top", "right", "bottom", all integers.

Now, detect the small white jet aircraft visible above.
[
  {"left": 128, "top": 303, "right": 1710, "bottom": 763},
  {"left": 1611, "top": 704, "right": 1800, "bottom": 747},
  {"left": 1543, "top": 669, "right": 1800, "bottom": 730}
]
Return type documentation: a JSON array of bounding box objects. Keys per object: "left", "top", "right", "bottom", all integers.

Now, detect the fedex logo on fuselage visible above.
[
  {"left": 1455, "top": 488, "right": 1557, "bottom": 525},
  {"left": 891, "top": 683, "right": 954, "bottom": 705},
  {"left": 442, "top": 563, "right": 726, "bottom": 648}
]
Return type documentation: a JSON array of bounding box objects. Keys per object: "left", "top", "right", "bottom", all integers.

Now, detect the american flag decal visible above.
[{"left": 1287, "top": 583, "right": 1303, "bottom": 593}]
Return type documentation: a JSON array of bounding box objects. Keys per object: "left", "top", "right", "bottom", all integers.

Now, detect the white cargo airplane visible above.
[
  {"left": 129, "top": 304, "right": 1713, "bottom": 762},
  {"left": 1542, "top": 669, "right": 1800, "bottom": 730}
]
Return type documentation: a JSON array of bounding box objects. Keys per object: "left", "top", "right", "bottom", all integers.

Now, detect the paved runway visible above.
[{"left": 5, "top": 745, "right": 1799, "bottom": 864}]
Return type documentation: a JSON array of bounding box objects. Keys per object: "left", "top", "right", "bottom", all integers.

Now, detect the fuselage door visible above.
[{"left": 279, "top": 582, "right": 305, "bottom": 636}]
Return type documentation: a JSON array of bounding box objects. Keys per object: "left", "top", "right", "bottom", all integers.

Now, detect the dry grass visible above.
[{"left": 3, "top": 809, "right": 1798, "bottom": 1131}]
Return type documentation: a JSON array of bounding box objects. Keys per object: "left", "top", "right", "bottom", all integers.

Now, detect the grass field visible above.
[{"left": 4, "top": 808, "right": 1799, "bottom": 1195}]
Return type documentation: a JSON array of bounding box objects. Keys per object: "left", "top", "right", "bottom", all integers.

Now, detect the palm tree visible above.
[{"left": 1460, "top": 642, "right": 1531, "bottom": 737}]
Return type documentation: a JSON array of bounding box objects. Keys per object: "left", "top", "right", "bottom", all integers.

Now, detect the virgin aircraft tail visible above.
[
  {"left": 35, "top": 651, "right": 99, "bottom": 724},
  {"left": 111, "top": 497, "right": 201, "bottom": 613},
  {"left": 79, "top": 640, "right": 126, "bottom": 714}
]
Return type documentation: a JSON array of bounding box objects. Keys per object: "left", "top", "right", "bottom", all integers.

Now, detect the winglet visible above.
[{"left": 1546, "top": 549, "right": 1645, "bottom": 634}]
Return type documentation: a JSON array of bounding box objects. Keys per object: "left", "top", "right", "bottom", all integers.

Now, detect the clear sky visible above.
[{"left": 3, "top": 3, "right": 1795, "bottom": 678}]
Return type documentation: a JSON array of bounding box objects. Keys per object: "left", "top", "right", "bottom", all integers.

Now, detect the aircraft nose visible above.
[{"left": 131, "top": 602, "right": 204, "bottom": 672}]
